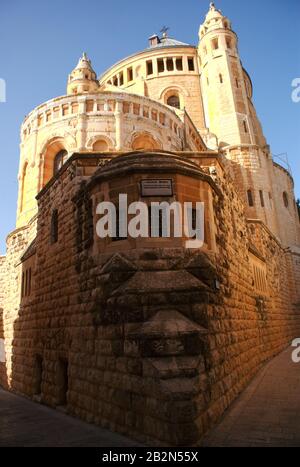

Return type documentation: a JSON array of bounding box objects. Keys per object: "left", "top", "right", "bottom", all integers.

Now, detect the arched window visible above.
[
  {"left": 247, "top": 189, "right": 254, "bottom": 207},
  {"left": 226, "top": 37, "right": 232, "bottom": 49},
  {"left": 269, "top": 192, "right": 273, "bottom": 209},
  {"left": 283, "top": 191, "right": 289, "bottom": 208},
  {"left": 296, "top": 200, "right": 300, "bottom": 222},
  {"left": 167, "top": 94, "right": 180, "bottom": 109},
  {"left": 259, "top": 190, "right": 265, "bottom": 208},
  {"left": 212, "top": 38, "right": 219, "bottom": 50},
  {"left": 54, "top": 150, "right": 68, "bottom": 175}
]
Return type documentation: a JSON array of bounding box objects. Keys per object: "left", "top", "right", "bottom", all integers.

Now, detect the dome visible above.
[{"left": 149, "top": 36, "right": 190, "bottom": 49}]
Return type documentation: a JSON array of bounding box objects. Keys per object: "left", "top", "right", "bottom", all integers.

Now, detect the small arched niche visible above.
[
  {"left": 132, "top": 133, "right": 161, "bottom": 151},
  {"left": 92, "top": 139, "right": 109, "bottom": 152}
]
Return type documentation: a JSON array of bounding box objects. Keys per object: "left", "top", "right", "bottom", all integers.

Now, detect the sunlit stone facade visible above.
[{"left": 0, "top": 3, "right": 299, "bottom": 446}]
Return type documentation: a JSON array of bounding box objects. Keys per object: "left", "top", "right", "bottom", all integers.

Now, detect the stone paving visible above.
[
  {"left": 0, "top": 388, "right": 139, "bottom": 447},
  {"left": 1, "top": 347, "right": 299, "bottom": 447},
  {"left": 202, "top": 347, "right": 300, "bottom": 447}
]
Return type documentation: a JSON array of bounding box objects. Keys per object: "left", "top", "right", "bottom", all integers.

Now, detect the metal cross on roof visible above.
[{"left": 160, "top": 26, "right": 170, "bottom": 38}]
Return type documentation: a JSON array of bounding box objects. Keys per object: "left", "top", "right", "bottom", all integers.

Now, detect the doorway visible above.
[{"left": 57, "top": 358, "right": 68, "bottom": 406}]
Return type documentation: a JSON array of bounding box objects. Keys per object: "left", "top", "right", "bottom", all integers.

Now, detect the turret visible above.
[{"left": 67, "top": 53, "right": 99, "bottom": 95}]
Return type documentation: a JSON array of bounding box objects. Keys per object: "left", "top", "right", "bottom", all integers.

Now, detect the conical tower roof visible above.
[
  {"left": 75, "top": 52, "right": 95, "bottom": 71},
  {"left": 67, "top": 52, "right": 99, "bottom": 95},
  {"left": 199, "top": 2, "right": 231, "bottom": 38}
]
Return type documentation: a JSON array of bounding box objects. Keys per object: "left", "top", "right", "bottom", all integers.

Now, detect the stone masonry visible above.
[
  {"left": 1, "top": 2, "right": 300, "bottom": 448},
  {"left": 1, "top": 152, "right": 299, "bottom": 446}
]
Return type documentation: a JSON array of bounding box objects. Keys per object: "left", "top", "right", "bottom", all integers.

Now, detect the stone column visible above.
[
  {"left": 114, "top": 101, "right": 123, "bottom": 150},
  {"left": 183, "top": 56, "right": 188, "bottom": 73},
  {"left": 31, "top": 114, "right": 39, "bottom": 168},
  {"left": 77, "top": 97, "right": 87, "bottom": 151},
  {"left": 163, "top": 58, "right": 167, "bottom": 72},
  {"left": 153, "top": 58, "right": 158, "bottom": 77}
]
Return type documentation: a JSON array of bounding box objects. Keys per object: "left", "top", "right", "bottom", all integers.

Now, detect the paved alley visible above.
[{"left": 202, "top": 347, "right": 300, "bottom": 447}]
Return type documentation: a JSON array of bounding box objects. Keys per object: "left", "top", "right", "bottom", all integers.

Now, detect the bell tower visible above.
[
  {"left": 198, "top": 3, "right": 282, "bottom": 238},
  {"left": 198, "top": 3, "right": 265, "bottom": 148}
]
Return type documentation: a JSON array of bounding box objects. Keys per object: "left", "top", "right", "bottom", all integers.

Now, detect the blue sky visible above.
[{"left": 0, "top": 0, "right": 299, "bottom": 254}]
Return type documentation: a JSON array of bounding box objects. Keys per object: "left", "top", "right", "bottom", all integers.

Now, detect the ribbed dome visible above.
[{"left": 149, "top": 37, "right": 190, "bottom": 49}]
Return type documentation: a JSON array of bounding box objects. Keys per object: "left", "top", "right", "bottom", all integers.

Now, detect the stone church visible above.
[{"left": 0, "top": 3, "right": 299, "bottom": 446}]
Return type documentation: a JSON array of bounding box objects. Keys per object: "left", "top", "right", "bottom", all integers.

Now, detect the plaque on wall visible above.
[{"left": 141, "top": 179, "right": 173, "bottom": 197}]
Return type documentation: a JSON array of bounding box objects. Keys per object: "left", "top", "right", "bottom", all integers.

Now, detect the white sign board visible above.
[{"left": 141, "top": 179, "right": 173, "bottom": 197}]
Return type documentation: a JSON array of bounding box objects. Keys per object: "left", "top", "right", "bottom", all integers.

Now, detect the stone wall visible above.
[
  {"left": 0, "top": 256, "right": 6, "bottom": 309},
  {"left": 0, "top": 217, "right": 37, "bottom": 389},
  {"left": 3, "top": 152, "right": 300, "bottom": 446},
  {"left": 223, "top": 147, "right": 300, "bottom": 252},
  {"left": 272, "top": 164, "right": 300, "bottom": 248},
  {"left": 0, "top": 307, "right": 5, "bottom": 386},
  {"left": 0, "top": 256, "right": 6, "bottom": 385},
  {"left": 285, "top": 247, "right": 300, "bottom": 305}
]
